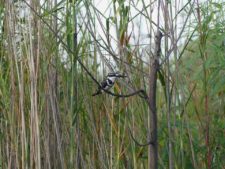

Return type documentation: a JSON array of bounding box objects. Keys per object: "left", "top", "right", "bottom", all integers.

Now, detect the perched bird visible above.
[{"left": 92, "top": 72, "right": 126, "bottom": 96}]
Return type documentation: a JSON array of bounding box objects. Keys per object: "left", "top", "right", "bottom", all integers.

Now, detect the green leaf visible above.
[
  {"left": 212, "top": 2, "right": 222, "bottom": 9},
  {"left": 211, "top": 75, "right": 225, "bottom": 94},
  {"left": 106, "top": 18, "right": 110, "bottom": 33}
]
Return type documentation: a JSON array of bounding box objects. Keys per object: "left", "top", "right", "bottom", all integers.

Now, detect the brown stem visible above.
[{"left": 148, "top": 30, "right": 163, "bottom": 169}]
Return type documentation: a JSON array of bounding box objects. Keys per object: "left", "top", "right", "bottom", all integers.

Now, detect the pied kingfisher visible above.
[{"left": 92, "top": 72, "right": 126, "bottom": 96}]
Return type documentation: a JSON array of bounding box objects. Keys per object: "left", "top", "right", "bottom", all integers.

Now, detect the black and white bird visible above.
[{"left": 92, "top": 72, "right": 126, "bottom": 96}]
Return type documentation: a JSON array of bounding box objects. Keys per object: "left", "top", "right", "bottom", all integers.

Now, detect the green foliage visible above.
[{"left": 0, "top": 0, "right": 224, "bottom": 168}]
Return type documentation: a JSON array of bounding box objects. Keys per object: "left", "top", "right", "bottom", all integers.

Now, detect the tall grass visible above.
[{"left": 0, "top": 0, "right": 224, "bottom": 169}]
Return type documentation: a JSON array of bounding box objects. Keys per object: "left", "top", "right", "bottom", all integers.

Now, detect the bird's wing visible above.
[{"left": 100, "top": 80, "right": 108, "bottom": 89}]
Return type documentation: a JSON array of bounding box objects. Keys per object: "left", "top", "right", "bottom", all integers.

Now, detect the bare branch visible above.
[
  {"left": 129, "top": 127, "right": 154, "bottom": 147},
  {"left": 103, "top": 89, "right": 148, "bottom": 99}
]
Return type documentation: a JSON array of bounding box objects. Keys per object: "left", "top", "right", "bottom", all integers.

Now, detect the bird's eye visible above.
[{"left": 108, "top": 79, "right": 113, "bottom": 84}]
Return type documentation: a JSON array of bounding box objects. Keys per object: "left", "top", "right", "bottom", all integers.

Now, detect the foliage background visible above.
[{"left": 0, "top": 0, "right": 224, "bottom": 168}]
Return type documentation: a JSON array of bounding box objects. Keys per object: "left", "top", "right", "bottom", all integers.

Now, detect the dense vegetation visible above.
[{"left": 0, "top": 0, "right": 224, "bottom": 169}]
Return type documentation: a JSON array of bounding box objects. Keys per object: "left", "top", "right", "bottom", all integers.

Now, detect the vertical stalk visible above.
[
  {"left": 5, "top": 2, "right": 17, "bottom": 167},
  {"left": 171, "top": 0, "right": 178, "bottom": 167},
  {"left": 148, "top": 1, "right": 162, "bottom": 168},
  {"left": 148, "top": 30, "right": 162, "bottom": 169},
  {"left": 196, "top": 1, "right": 211, "bottom": 168},
  {"left": 73, "top": 1, "right": 82, "bottom": 168},
  {"left": 28, "top": 0, "right": 41, "bottom": 167},
  {"left": 164, "top": 1, "right": 173, "bottom": 169},
  {"left": 67, "top": 1, "right": 75, "bottom": 168}
]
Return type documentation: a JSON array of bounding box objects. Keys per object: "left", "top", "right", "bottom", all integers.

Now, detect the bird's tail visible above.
[{"left": 92, "top": 90, "right": 102, "bottom": 96}]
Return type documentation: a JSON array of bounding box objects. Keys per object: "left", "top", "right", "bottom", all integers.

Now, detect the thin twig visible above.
[
  {"left": 129, "top": 127, "right": 154, "bottom": 147},
  {"left": 180, "top": 84, "right": 196, "bottom": 117},
  {"left": 104, "top": 89, "right": 148, "bottom": 99}
]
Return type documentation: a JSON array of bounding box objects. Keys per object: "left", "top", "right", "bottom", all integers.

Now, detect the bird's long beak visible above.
[{"left": 117, "top": 74, "right": 127, "bottom": 78}]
